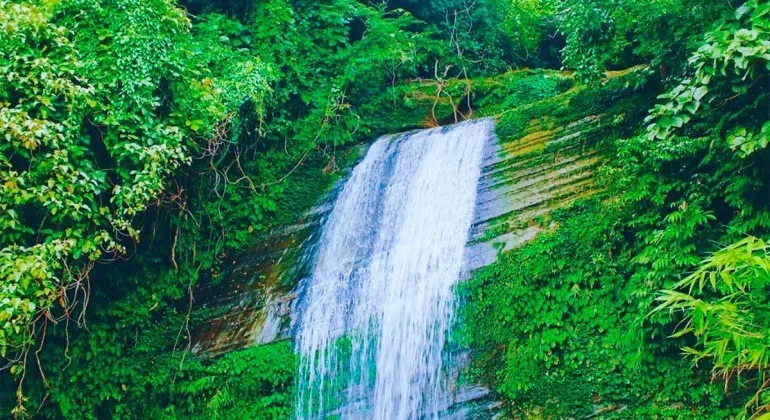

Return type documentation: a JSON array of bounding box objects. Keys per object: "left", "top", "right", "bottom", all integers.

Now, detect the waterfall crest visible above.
[{"left": 295, "top": 119, "right": 491, "bottom": 419}]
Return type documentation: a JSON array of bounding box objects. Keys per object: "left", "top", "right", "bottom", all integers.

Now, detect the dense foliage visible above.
[
  {"left": 558, "top": 0, "right": 733, "bottom": 82},
  {"left": 0, "top": 0, "right": 438, "bottom": 416},
  {"left": 1, "top": 0, "right": 768, "bottom": 418},
  {"left": 460, "top": 0, "right": 770, "bottom": 418}
]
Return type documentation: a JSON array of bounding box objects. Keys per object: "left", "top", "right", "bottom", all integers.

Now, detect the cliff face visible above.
[
  {"left": 467, "top": 66, "right": 654, "bottom": 270},
  {"left": 466, "top": 114, "right": 603, "bottom": 270},
  {"left": 188, "top": 67, "right": 655, "bottom": 358},
  {"left": 189, "top": 154, "right": 357, "bottom": 356}
]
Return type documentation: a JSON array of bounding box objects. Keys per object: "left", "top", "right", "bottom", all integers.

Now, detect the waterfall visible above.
[{"left": 295, "top": 119, "right": 491, "bottom": 419}]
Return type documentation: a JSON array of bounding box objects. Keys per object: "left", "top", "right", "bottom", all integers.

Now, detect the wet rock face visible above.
[
  {"left": 464, "top": 114, "right": 605, "bottom": 270},
  {"left": 189, "top": 226, "right": 310, "bottom": 356},
  {"left": 189, "top": 182, "right": 343, "bottom": 357}
]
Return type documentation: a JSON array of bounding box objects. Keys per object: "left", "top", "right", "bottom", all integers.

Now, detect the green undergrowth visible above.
[
  {"left": 472, "top": 69, "right": 575, "bottom": 117},
  {"left": 458, "top": 199, "right": 737, "bottom": 418},
  {"left": 181, "top": 341, "right": 295, "bottom": 420},
  {"left": 0, "top": 143, "right": 345, "bottom": 418},
  {"left": 8, "top": 294, "right": 295, "bottom": 419},
  {"left": 213, "top": 147, "right": 361, "bottom": 257},
  {"left": 459, "top": 55, "right": 769, "bottom": 416}
]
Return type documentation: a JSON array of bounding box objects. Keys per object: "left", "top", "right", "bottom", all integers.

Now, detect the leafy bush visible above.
[
  {"left": 653, "top": 237, "right": 770, "bottom": 415},
  {"left": 0, "top": 0, "right": 263, "bottom": 382}
]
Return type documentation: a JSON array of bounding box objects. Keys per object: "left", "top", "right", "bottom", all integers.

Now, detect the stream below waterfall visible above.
[{"left": 294, "top": 119, "right": 493, "bottom": 419}]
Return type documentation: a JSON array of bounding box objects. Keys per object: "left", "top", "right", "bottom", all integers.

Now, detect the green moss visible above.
[
  {"left": 495, "top": 67, "right": 656, "bottom": 145},
  {"left": 361, "top": 69, "right": 575, "bottom": 136},
  {"left": 270, "top": 146, "right": 360, "bottom": 229},
  {"left": 472, "top": 69, "right": 574, "bottom": 116},
  {"left": 473, "top": 69, "right": 657, "bottom": 249}
]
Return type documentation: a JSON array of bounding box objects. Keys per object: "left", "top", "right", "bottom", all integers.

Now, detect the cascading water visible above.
[{"left": 295, "top": 119, "right": 491, "bottom": 419}]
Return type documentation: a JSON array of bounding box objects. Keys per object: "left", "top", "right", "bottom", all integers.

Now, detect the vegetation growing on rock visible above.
[
  {"left": 461, "top": 2, "right": 770, "bottom": 417},
  {"left": 0, "top": 0, "right": 768, "bottom": 418}
]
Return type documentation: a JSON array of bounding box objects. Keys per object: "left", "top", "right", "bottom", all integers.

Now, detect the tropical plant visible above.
[
  {"left": 653, "top": 237, "right": 770, "bottom": 416},
  {"left": 645, "top": 0, "right": 770, "bottom": 147}
]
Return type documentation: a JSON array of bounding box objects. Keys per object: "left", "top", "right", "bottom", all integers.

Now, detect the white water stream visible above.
[{"left": 295, "top": 119, "right": 491, "bottom": 419}]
